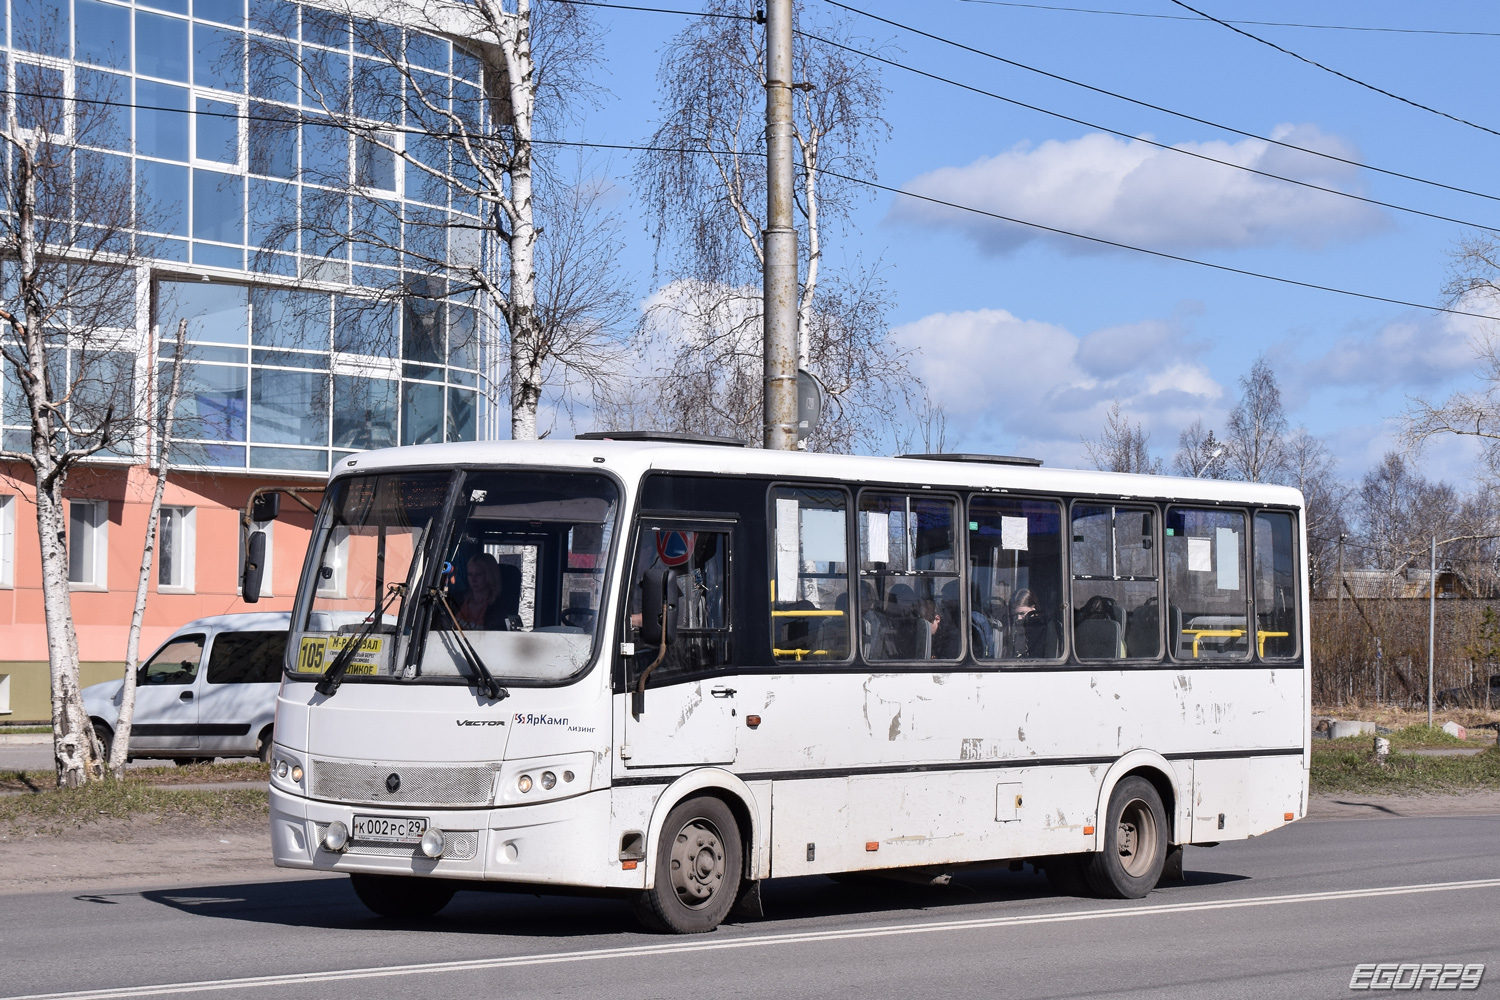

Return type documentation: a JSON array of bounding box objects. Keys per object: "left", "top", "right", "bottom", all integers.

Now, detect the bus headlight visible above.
[
  {"left": 276, "top": 761, "right": 289, "bottom": 779},
  {"left": 498, "top": 753, "right": 596, "bottom": 805}
]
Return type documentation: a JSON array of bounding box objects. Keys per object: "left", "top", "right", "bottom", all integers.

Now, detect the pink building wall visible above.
[{"left": 0, "top": 462, "right": 321, "bottom": 722}]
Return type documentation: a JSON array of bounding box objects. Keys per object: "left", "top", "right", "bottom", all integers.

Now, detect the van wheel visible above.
[
  {"left": 350, "top": 874, "right": 456, "bottom": 919},
  {"left": 1083, "top": 776, "right": 1167, "bottom": 899},
  {"left": 633, "top": 796, "right": 742, "bottom": 934},
  {"left": 257, "top": 728, "right": 274, "bottom": 763},
  {"left": 90, "top": 721, "right": 114, "bottom": 765}
]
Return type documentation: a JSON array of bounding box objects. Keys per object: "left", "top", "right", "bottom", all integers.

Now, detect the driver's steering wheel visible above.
[{"left": 559, "top": 607, "right": 596, "bottom": 630}]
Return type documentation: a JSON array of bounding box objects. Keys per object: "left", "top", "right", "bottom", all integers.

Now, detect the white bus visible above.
[{"left": 265, "top": 437, "right": 1308, "bottom": 933}]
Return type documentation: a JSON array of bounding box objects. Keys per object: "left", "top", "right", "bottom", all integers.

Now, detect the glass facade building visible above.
[{"left": 1, "top": 0, "right": 491, "bottom": 474}]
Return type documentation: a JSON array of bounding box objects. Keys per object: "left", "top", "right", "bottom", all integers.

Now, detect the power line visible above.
[
  {"left": 548, "top": 0, "right": 750, "bottom": 18},
  {"left": 1167, "top": 0, "right": 1500, "bottom": 141},
  {"left": 531, "top": 137, "right": 1499, "bottom": 322},
  {"left": 820, "top": 0, "right": 1500, "bottom": 206},
  {"left": 955, "top": 0, "right": 1500, "bottom": 39},
  {"left": 553, "top": 0, "right": 1500, "bottom": 228},
  {"left": 11, "top": 95, "right": 1494, "bottom": 320},
  {"left": 794, "top": 27, "right": 1500, "bottom": 233}
]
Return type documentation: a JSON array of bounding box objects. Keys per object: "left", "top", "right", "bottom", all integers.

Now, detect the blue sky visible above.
[{"left": 557, "top": 0, "right": 1500, "bottom": 484}]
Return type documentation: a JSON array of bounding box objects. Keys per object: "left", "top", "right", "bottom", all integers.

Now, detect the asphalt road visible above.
[{"left": 2, "top": 813, "right": 1497, "bottom": 1000}]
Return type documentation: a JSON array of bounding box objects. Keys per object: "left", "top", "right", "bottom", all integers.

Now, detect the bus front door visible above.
[{"left": 624, "top": 676, "right": 737, "bottom": 768}]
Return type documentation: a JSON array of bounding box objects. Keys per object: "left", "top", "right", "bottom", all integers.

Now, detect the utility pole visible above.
[
  {"left": 1336, "top": 533, "right": 1346, "bottom": 622},
  {"left": 762, "top": 0, "right": 798, "bottom": 451},
  {"left": 1428, "top": 534, "right": 1436, "bottom": 728}
]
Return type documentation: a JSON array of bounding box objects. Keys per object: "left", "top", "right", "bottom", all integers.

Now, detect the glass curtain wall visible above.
[{"left": 2, "top": 0, "right": 489, "bottom": 472}]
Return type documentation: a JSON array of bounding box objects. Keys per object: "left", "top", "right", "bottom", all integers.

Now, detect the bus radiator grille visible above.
[{"left": 309, "top": 759, "right": 499, "bottom": 808}]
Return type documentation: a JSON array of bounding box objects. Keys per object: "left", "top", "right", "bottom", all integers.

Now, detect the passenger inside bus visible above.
[{"left": 439, "top": 552, "right": 521, "bottom": 631}]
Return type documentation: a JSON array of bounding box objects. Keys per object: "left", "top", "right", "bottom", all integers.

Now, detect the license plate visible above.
[{"left": 352, "top": 815, "right": 428, "bottom": 843}]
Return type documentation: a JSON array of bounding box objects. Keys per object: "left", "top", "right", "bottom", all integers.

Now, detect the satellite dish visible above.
[{"left": 796, "top": 369, "right": 825, "bottom": 442}]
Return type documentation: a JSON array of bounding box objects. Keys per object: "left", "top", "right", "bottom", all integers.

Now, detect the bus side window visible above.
[
  {"left": 1254, "top": 511, "right": 1299, "bottom": 659},
  {"left": 968, "top": 497, "right": 1065, "bottom": 662},
  {"left": 1070, "top": 504, "right": 1161, "bottom": 660},
  {"left": 627, "top": 525, "right": 732, "bottom": 684},
  {"left": 858, "top": 493, "right": 961, "bottom": 662},
  {"left": 1165, "top": 507, "right": 1249, "bottom": 661},
  {"left": 771, "top": 487, "right": 851, "bottom": 663}
]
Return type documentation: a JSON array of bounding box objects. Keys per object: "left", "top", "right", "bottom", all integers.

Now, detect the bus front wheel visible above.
[
  {"left": 634, "top": 796, "right": 743, "bottom": 934},
  {"left": 1084, "top": 776, "right": 1167, "bottom": 899},
  {"left": 349, "top": 874, "right": 456, "bottom": 919}
]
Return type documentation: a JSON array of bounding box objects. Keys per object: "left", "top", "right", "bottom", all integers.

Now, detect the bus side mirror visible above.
[
  {"left": 638, "top": 566, "right": 677, "bottom": 647},
  {"left": 252, "top": 492, "right": 281, "bottom": 522},
  {"left": 241, "top": 531, "right": 267, "bottom": 604}
]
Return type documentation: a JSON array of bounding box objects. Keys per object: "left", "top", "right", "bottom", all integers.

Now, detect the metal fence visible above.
[{"left": 1311, "top": 598, "right": 1500, "bottom": 708}]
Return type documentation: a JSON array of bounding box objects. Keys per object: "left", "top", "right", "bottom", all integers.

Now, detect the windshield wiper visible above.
[
  {"left": 316, "top": 584, "right": 404, "bottom": 697},
  {"left": 434, "top": 588, "right": 508, "bottom": 701}
]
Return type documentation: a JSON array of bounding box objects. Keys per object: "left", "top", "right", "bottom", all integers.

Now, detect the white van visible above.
[{"left": 83, "top": 612, "right": 360, "bottom": 764}]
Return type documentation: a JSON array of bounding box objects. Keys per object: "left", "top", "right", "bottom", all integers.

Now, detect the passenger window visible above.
[
  {"left": 1254, "top": 511, "right": 1299, "bottom": 659},
  {"left": 140, "top": 634, "right": 206, "bottom": 685},
  {"left": 1070, "top": 505, "right": 1160, "bottom": 659},
  {"left": 206, "top": 631, "right": 288, "bottom": 684},
  {"left": 969, "top": 497, "right": 1065, "bottom": 661},
  {"left": 858, "top": 494, "right": 961, "bottom": 661},
  {"left": 1165, "top": 508, "right": 1249, "bottom": 660},
  {"left": 626, "top": 524, "right": 732, "bottom": 684},
  {"left": 771, "top": 487, "right": 851, "bottom": 662}
]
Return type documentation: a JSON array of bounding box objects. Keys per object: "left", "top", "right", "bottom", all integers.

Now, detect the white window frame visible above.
[
  {"left": 10, "top": 56, "right": 74, "bottom": 142},
  {"left": 190, "top": 90, "right": 249, "bottom": 171},
  {"left": 156, "top": 505, "right": 197, "bottom": 594},
  {"left": 238, "top": 518, "right": 274, "bottom": 598},
  {"left": 67, "top": 499, "right": 110, "bottom": 591},
  {"left": 0, "top": 495, "right": 15, "bottom": 589}
]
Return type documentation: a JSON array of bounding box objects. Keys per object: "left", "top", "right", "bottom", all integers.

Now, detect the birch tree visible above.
[
  {"left": 1224, "top": 357, "right": 1289, "bottom": 483},
  {"left": 107, "top": 319, "right": 187, "bottom": 779},
  {"left": 1083, "top": 401, "right": 1162, "bottom": 474},
  {"left": 637, "top": 0, "right": 913, "bottom": 451},
  {"left": 0, "top": 57, "right": 151, "bottom": 786},
  {"left": 248, "top": 0, "right": 619, "bottom": 440}
]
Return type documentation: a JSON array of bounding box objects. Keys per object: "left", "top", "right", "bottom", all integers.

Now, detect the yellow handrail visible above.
[{"left": 771, "top": 609, "right": 846, "bottom": 617}]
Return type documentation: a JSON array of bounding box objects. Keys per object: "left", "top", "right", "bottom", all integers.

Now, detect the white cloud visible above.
[
  {"left": 890, "top": 307, "right": 1226, "bottom": 466},
  {"left": 1284, "top": 308, "right": 1485, "bottom": 403},
  {"left": 891, "top": 124, "right": 1387, "bottom": 255}
]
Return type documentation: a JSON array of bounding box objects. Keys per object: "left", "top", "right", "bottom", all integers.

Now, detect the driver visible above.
[{"left": 447, "top": 553, "right": 509, "bottom": 631}]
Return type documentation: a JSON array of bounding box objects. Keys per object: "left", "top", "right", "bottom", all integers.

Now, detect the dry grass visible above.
[
  {"left": 1313, "top": 703, "right": 1500, "bottom": 736},
  {"left": 0, "top": 781, "right": 267, "bottom": 836}
]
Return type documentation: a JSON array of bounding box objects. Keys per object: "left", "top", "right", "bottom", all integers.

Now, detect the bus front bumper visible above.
[{"left": 269, "top": 785, "right": 642, "bottom": 889}]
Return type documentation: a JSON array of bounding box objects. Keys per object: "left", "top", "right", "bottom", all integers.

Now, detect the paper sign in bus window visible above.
[
  {"left": 1001, "top": 516, "right": 1029, "bottom": 551},
  {"left": 1216, "top": 527, "right": 1240, "bottom": 591},
  {"left": 775, "top": 498, "right": 800, "bottom": 601},
  {"left": 1187, "top": 537, "right": 1212, "bottom": 573},
  {"left": 864, "top": 510, "right": 890, "bottom": 564},
  {"left": 801, "top": 508, "right": 846, "bottom": 565}
]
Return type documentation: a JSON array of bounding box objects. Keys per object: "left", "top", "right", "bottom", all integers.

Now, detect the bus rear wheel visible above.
[
  {"left": 349, "top": 874, "right": 456, "bottom": 919},
  {"left": 1083, "top": 776, "right": 1167, "bottom": 899},
  {"left": 633, "top": 796, "right": 743, "bottom": 934}
]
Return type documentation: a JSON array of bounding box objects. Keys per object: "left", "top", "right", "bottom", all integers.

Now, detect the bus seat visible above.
[
  {"left": 1076, "top": 617, "right": 1122, "bottom": 659},
  {"left": 1126, "top": 598, "right": 1159, "bottom": 658}
]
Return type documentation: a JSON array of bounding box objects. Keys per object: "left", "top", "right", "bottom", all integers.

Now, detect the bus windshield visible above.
[{"left": 292, "top": 468, "right": 619, "bottom": 685}]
